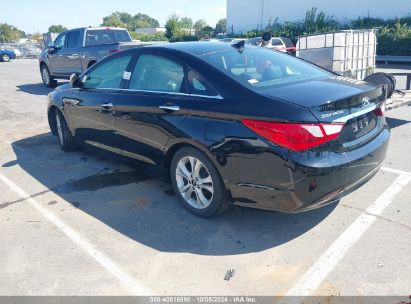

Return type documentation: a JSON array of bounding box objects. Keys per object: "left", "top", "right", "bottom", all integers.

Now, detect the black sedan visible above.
[{"left": 47, "top": 42, "right": 390, "bottom": 217}]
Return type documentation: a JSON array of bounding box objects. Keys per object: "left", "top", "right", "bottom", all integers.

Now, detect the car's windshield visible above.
[
  {"left": 199, "top": 46, "right": 330, "bottom": 91},
  {"left": 85, "top": 29, "right": 131, "bottom": 46}
]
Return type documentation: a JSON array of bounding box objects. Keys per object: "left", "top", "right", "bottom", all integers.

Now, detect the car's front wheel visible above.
[
  {"left": 54, "top": 110, "right": 76, "bottom": 151},
  {"left": 1, "top": 54, "right": 10, "bottom": 62},
  {"left": 41, "top": 65, "right": 57, "bottom": 88},
  {"left": 171, "top": 147, "right": 228, "bottom": 217}
]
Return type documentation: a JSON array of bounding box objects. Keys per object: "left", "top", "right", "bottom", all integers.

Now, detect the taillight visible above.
[
  {"left": 241, "top": 120, "right": 344, "bottom": 152},
  {"left": 374, "top": 102, "right": 386, "bottom": 116},
  {"left": 109, "top": 49, "right": 119, "bottom": 54}
]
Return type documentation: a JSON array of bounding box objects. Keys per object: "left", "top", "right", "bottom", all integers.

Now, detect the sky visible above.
[{"left": 0, "top": 0, "right": 227, "bottom": 34}]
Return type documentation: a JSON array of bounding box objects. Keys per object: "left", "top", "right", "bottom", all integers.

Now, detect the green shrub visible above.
[
  {"left": 377, "top": 23, "right": 411, "bottom": 55},
  {"left": 130, "top": 32, "right": 166, "bottom": 42},
  {"left": 231, "top": 9, "right": 411, "bottom": 56},
  {"left": 169, "top": 35, "right": 199, "bottom": 42}
]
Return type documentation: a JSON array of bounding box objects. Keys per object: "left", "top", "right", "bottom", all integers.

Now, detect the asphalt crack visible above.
[
  {"left": 0, "top": 189, "right": 51, "bottom": 210},
  {"left": 341, "top": 203, "right": 411, "bottom": 231}
]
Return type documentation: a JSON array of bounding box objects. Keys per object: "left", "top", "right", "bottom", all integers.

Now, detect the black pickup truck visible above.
[{"left": 39, "top": 27, "right": 141, "bottom": 87}]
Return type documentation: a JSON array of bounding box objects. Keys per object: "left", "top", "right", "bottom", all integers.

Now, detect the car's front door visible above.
[
  {"left": 60, "top": 30, "right": 83, "bottom": 75},
  {"left": 48, "top": 32, "right": 67, "bottom": 75},
  {"left": 67, "top": 53, "right": 133, "bottom": 154},
  {"left": 115, "top": 53, "right": 188, "bottom": 168}
]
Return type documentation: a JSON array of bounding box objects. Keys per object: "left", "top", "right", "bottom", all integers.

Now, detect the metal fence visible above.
[{"left": 0, "top": 42, "right": 43, "bottom": 58}]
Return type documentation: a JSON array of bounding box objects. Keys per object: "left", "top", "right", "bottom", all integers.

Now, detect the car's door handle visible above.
[
  {"left": 100, "top": 102, "right": 114, "bottom": 109},
  {"left": 159, "top": 105, "right": 180, "bottom": 112},
  {"left": 68, "top": 54, "right": 79, "bottom": 59}
]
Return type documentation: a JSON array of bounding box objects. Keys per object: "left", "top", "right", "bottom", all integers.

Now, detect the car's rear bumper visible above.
[{"left": 225, "top": 126, "right": 390, "bottom": 213}]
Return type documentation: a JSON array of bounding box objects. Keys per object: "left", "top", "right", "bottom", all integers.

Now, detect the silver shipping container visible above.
[{"left": 296, "top": 29, "right": 377, "bottom": 80}]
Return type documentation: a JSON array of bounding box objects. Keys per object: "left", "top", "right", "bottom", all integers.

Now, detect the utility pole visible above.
[{"left": 261, "top": 0, "right": 265, "bottom": 30}]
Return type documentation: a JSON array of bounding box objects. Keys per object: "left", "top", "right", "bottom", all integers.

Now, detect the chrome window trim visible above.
[
  {"left": 73, "top": 87, "right": 223, "bottom": 100},
  {"left": 190, "top": 93, "right": 223, "bottom": 100},
  {"left": 119, "top": 89, "right": 189, "bottom": 96}
]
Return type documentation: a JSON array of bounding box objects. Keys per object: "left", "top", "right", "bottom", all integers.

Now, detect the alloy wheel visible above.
[
  {"left": 175, "top": 156, "right": 214, "bottom": 210},
  {"left": 2, "top": 54, "right": 10, "bottom": 62},
  {"left": 42, "top": 67, "right": 50, "bottom": 85},
  {"left": 55, "top": 112, "right": 63, "bottom": 146}
]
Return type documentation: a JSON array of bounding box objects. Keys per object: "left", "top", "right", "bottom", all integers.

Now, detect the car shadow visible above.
[
  {"left": 7, "top": 133, "right": 337, "bottom": 256},
  {"left": 17, "top": 82, "right": 68, "bottom": 96},
  {"left": 386, "top": 117, "right": 411, "bottom": 129}
]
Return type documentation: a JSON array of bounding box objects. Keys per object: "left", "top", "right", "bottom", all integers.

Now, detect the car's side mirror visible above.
[
  {"left": 70, "top": 72, "right": 82, "bottom": 88},
  {"left": 48, "top": 46, "right": 56, "bottom": 54}
]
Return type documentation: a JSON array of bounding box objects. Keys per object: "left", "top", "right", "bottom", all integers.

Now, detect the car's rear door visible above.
[
  {"left": 115, "top": 52, "right": 188, "bottom": 168},
  {"left": 67, "top": 53, "right": 133, "bottom": 154}
]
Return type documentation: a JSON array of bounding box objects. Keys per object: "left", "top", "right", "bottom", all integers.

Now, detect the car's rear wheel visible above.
[
  {"left": 2, "top": 54, "right": 10, "bottom": 62},
  {"left": 170, "top": 147, "right": 228, "bottom": 217},
  {"left": 41, "top": 65, "right": 57, "bottom": 88},
  {"left": 54, "top": 109, "right": 76, "bottom": 151}
]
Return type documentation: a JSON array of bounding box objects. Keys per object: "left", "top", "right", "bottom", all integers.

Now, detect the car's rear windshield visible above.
[
  {"left": 199, "top": 46, "right": 330, "bottom": 91},
  {"left": 85, "top": 29, "right": 131, "bottom": 46}
]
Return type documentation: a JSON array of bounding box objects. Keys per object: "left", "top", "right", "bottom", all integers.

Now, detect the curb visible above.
[{"left": 387, "top": 93, "right": 411, "bottom": 111}]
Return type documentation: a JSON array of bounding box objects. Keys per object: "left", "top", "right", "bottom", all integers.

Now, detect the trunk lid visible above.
[{"left": 263, "top": 76, "right": 388, "bottom": 152}]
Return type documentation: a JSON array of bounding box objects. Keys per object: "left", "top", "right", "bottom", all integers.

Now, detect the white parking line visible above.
[
  {"left": 283, "top": 173, "right": 411, "bottom": 298},
  {"left": 0, "top": 172, "right": 153, "bottom": 296},
  {"left": 381, "top": 166, "right": 411, "bottom": 176}
]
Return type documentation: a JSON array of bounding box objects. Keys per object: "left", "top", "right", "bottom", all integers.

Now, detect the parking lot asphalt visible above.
[{"left": 0, "top": 59, "right": 410, "bottom": 298}]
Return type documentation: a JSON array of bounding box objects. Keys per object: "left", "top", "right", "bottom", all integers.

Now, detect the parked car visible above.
[
  {"left": 23, "top": 46, "right": 42, "bottom": 58},
  {"left": 0, "top": 49, "right": 16, "bottom": 62},
  {"left": 12, "top": 48, "right": 22, "bottom": 57},
  {"left": 39, "top": 27, "right": 141, "bottom": 87},
  {"left": 47, "top": 42, "right": 389, "bottom": 218},
  {"left": 271, "top": 37, "right": 297, "bottom": 55},
  {"left": 245, "top": 36, "right": 296, "bottom": 55}
]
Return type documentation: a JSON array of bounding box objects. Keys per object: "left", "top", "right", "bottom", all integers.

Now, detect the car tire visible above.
[
  {"left": 170, "top": 147, "right": 229, "bottom": 218},
  {"left": 41, "top": 65, "right": 57, "bottom": 88},
  {"left": 2, "top": 54, "right": 10, "bottom": 62},
  {"left": 54, "top": 109, "right": 76, "bottom": 151}
]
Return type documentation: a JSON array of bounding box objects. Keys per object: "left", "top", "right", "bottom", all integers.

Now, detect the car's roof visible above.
[
  {"left": 140, "top": 41, "right": 247, "bottom": 56},
  {"left": 67, "top": 27, "right": 128, "bottom": 32}
]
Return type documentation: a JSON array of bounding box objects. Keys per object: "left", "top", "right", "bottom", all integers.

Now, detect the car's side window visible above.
[
  {"left": 66, "top": 31, "right": 81, "bottom": 49},
  {"left": 188, "top": 70, "right": 220, "bottom": 97},
  {"left": 129, "top": 54, "right": 185, "bottom": 93},
  {"left": 82, "top": 55, "right": 132, "bottom": 89},
  {"left": 54, "top": 34, "right": 67, "bottom": 51}
]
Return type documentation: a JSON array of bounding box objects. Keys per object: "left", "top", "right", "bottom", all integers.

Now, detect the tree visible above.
[
  {"left": 102, "top": 12, "right": 159, "bottom": 31},
  {"left": 194, "top": 20, "right": 208, "bottom": 32},
  {"left": 31, "top": 32, "right": 43, "bottom": 42},
  {"left": 202, "top": 26, "right": 215, "bottom": 39},
  {"left": 133, "top": 13, "right": 160, "bottom": 28},
  {"left": 0, "top": 23, "right": 25, "bottom": 42},
  {"left": 180, "top": 17, "right": 193, "bottom": 29},
  {"left": 214, "top": 18, "right": 227, "bottom": 34},
  {"left": 165, "top": 14, "right": 184, "bottom": 39},
  {"left": 102, "top": 13, "right": 127, "bottom": 28},
  {"left": 48, "top": 25, "right": 67, "bottom": 33}
]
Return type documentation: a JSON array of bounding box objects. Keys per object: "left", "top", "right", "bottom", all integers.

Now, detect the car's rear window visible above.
[
  {"left": 271, "top": 38, "right": 283, "bottom": 46},
  {"left": 85, "top": 29, "right": 131, "bottom": 46},
  {"left": 199, "top": 46, "right": 330, "bottom": 91},
  {"left": 281, "top": 38, "right": 295, "bottom": 48}
]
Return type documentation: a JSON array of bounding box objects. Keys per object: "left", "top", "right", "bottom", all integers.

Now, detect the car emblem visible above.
[{"left": 362, "top": 97, "right": 370, "bottom": 107}]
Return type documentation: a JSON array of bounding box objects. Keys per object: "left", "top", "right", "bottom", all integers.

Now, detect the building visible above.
[
  {"left": 135, "top": 27, "right": 166, "bottom": 35},
  {"left": 227, "top": 0, "right": 410, "bottom": 33}
]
